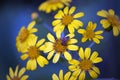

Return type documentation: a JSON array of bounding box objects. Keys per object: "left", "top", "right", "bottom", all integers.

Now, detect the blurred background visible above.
[{"left": 0, "top": 0, "right": 120, "bottom": 80}]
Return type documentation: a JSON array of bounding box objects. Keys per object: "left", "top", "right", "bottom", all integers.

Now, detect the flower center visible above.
[
  {"left": 11, "top": 76, "right": 20, "bottom": 80},
  {"left": 28, "top": 46, "right": 39, "bottom": 59},
  {"left": 107, "top": 15, "right": 120, "bottom": 27},
  {"left": 85, "top": 29, "right": 95, "bottom": 39},
  {"left": 19, "top": 28, "right": 29, "bottom": 42},
  {"left": 54, "top": 38, "right": 68, "bottom": 53},
  {"left": 48, "top": 0, "right": 60, "bottom": 4},
  {"left": 79, "top": 59, "right": 93, "bottom": 71},
  {"left": 62, "top": 15, "right": 73, "bottom": 26}
]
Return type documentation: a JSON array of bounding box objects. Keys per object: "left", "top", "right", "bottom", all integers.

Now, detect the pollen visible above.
[
  {"left": 53, "top": 39, "right": 67, "bottom": 53},
  {"left": 85, "top": 29, "right": 95, "bottom": 39},
  {"left": 28, "top": 46, "right": 39, "bottom": 59},
  {"left": 79, "top": 59, "right": 93, "bottom": 71},
  {"left": 107, "top": 15, "right": 120, "bottom": 26},
  {"left": 19, "top": 28, "right": 29, "bottom": 42},
  {"left": 62, "top": 15, "right": 73, "bottom": 26},
  {"left": 11, "top": 76, "right": 20, "bottom": 80}
]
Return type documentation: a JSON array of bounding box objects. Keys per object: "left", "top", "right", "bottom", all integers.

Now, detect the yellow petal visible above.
[
  {"left": 93, "top": 57, "right": 103, "bottom": 63},
  {"left": 89, "top": 70, "right": 98, "bottom": 79},
  {"left": 68, "top": 59, "right": 80, "bottom": 65},
  {"left": 79, "top": 71, "right": 85, "bottom": 80},
  {"left": 40, "top": 56, "right": 49, "bottom": 65},
  {"left": 67, "top": 45, "right": 78, "bottom": 51},
  {"left": 108, "top": 9, "right": 115, "bottom": 15},
  {"left": 97, "top": 10, "right": 107, "bottom": 17},
  {"left": 73, "top": 12, "right": 84, "bottom": 18},
  {"left": 64, "top": 51, "right": 72, "bottom": 60},
  {"left": 72, "top": 20, "right": 83, "bottom": 27},
  {"left": 79, "top": 47, "right": 84, "bottom": 59},
  {"left": 14, "top": 65, "right": 19, "bottom": 76},
  {"left": 36, "top": 38, "right": 45, "bottom": 47},
  {"left": 78, "top": 29, "right": 85, "bottom": 34},
  {"left": 20, "top": 54, "right": 28, "bottom": 60},
  {"left": 64, "top": 71, "right": 71, "bottom": 80},
  {"left": 68, "top": 65, "right": 77, "bottom": 71},
  {"left": 47, "top": 50, "right": 55, "bottom": 60},
  {"left": 37, "top": 56, "right": 44, "bottom": 67},
  {"left": 55, "top": 10, "right": 64, "bottom": 19},
  {"left": 59, "top": 70, "right": 63, "bottom": 80},
  {"left": 44, "top": 42, "right": 53, "bottom": 53},
  {"left": 18, "top": 67, "right": 26, "bottom": 77},
  {"left": 52, "top": 74, "right": 59, "bottom": 80},
  {"left": 81, "top": 37, "right": 87, "bottom": 43},
  {"left": 9, "top": 67, "right": 14, "bottom": 78},
  {"left": 93, "top": 38, "right": 100, "bottom": 44},
  {"left": 100, "top": 19, "right": 110, "bottom": 29},
  {"left": 113, "top": 26, "right": 119, "bottom": 36},
  {"left": 53, "top": 53, "right": 60, "bottom": 63},
  {"left": 28, "top": 35, "right": 38, "bottom": 46},
  {"left": 47, "top": 33, "right": 55, "bottom": 42},
  {"left": 64, "top": 7, "right": 69, "bottom": 15},
  {"left": 67, "top": 39, "right": 78, "bottom": 44},
  {"left": 95, "top": 35, "right": 104, "bottom": 39},
  {"left": 85, "top": 48, "right": 91, "bottom": 59},
  {"left": 52, "top": 20, "right": 61, "bottom": 26},
  {"left": 66, "top": 34, "right": 75, "bottom": 38},
  {"left": 69, "top": 6, "right": 76, "bottom": 14},
  {"left": 68, "top": 24, "right": 75, "bottom": 33},
  {"left": 29, "top": 28, "right": 38, "bottom": 33},
  {"left": 56, "top": 30, "right": 62, "bottom": 39},
  {"left": 26, "top": 60, "right": 31, "bottom": 70},
  {"left": 27, "top": 21, "right": 36, "bottom": 30},
  {"left": 95, "top": 30, "right": 103, "bottom": 34},
  {"left": 72, "top": 69, "right": 81, "bottom": 77},
  {"left": 92, "top": 66, "right": 100, "bottom": 74},
  {"left": 90, "top": 51, "right": 98, "bottom": 62},
  {"left": 6, "top": 75, "right": 10, "bottom": 80},
  {"left": 21, "top": 75, "right": 29, "bottom": 80}
]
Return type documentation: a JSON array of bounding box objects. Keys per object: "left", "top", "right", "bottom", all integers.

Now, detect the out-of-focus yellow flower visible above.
[
  {"left": 52, "top": 69, "right": 77, "bottom": 80},
  {"left": 97, "top": 9, "right": 120, "bottom": 36},
  {"left": 6, "top": 65, "right": 29, "bottom": 80},
  {"left": 16, "top": 21, "right": 38, "bottom": 53},
  {"left": 52, "top": 6, "right": 84, "bottom": 33},
  {"left": 44, "top": 31, "right": 78, "bottom": 63},
  {"left": 20, "top": 36, "right": 48, "bottom": 71},
  {"left": 68, "top": 47, "right": 103, "bottom": 80},
  {"left": 38, "top": 0, "right": 72, "bottom": 13},
  {"left": 78, "top": 21, "right": 104, "bottom": 44},
  {"left": 31, "top": 12, "right": 39, "bottom": 20}
]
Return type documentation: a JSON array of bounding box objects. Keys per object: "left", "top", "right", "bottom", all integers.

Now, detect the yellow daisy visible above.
[
  {"left": 38, "top": 0, "right": 72, "bottom": 13},
  {"left": 44, "top": 31, "right": 78, "bottom": 63},
  {"left": 20, "top": 36, "right": 48, "bottom": 71},
  {"left": 52, "top": 6, "right": 84, "bottom": 33},
  {"left": 16, "top": 21, "right": 38, "bottom": 53},
  {"left": 52, "top": 69, "right": 77, "bottom": 80},
  {"left": 97, "top": 9, "right": 120, "bottom": 36},
  {"left": 78, "top": 21, "right": 104, "bottom": 44},
  {"left": 68, "top": 47, "right": 103, "bottom": 80},
  {"left": 6, "top": 65, "right": 29, "bottom": 80}
]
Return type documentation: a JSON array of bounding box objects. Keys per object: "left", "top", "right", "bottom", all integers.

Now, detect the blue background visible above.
[{"left": 0, "top": 0, "right": 120, "bottom": 80}]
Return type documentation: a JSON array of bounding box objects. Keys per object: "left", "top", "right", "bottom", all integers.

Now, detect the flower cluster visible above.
[{"left": 6, "top": 0, "right": 120, "bottom": 80}]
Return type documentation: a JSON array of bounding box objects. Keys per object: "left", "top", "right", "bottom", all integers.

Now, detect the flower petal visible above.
[
  {"left": 93, "top": 57, "right": 103, "bottom": 63},
  {"left": 95, "top": 30, "right": 103, "bottom": 34},
  {"left": 14, "top": 65, "right": 19, "bottom": 76},
  {"left": 47, "top": 33, "right": 55, "bottom": 42},
  {"left": 18, "top": 67, "right": 26, "bottom": 77},
  {"left": 31, "top": 59, "right": 37, "bottom": 70},
  {"left": 27, "top": 21, "right": 36, "bottom": 30},
  {"left": 20, "top": 54, "right": 28, "bottom": 60},
  {"left": 78, "top": 29, "right": 85, "bottom": 34},
  {"left": 64, "top": 51, "right": 72, "bottom": 60},
  {"left": 81, "top": 37, "right": 87, "bottom": 43},
  {"left": 6, "top": 75, "right": 11, "bottom": 80},
  {"left": 64, "top": 7, "right": 69, "bottom": 15},
  {"left": 85, "top": 48, "right": 91, "bottom": 59},
  {"left": 54, "top": 10, "right": 64, "bottom": 19},
  {"left": 100, "top": 19, "right": 111, "bottom": 29},
  {"left": 52, "top": 20, "right": 61, "bottom": 26},
  {"left": 93, "top": 38, "right": 100, "bottom": 44},
  {"left": 37, "top": 56, "right": 44, "bottom": 67},
  {"left": 47, "top": 50, "right": 55, "bottom": 60},
  {"left": 53, "top": 53, "right": 60, "bottom": 63},
  {"left": 73, "top": 12, "right": 84, "bottom": 18},
  {"left": 92, "top": 66, "right": 100, "bottom": 74},
  {"left": 52, "top": 74, "right": 59, "bottom": 80},
  {"left": 9, "top": 67, "right": 14, "bottom": 78},
  {"left": 36, "top": 38, "right": 45, "bottom": 47},
  {"left": 21, "top": 75, "right": 29, "bottom": 80},
  {"left": 90, "top": 51, "right": 98, "bottom": 62},
  {"left": 67, "top": 45, "right": 78, "bottom": 51},
  {"left": 97, "top": 10, "right": 107, "bottom": 17},
  {"left": 67, "top": 39, "right": 78, "bottom": 44},
  {"left": 79, "top": 71, "right": 85, "bottom": 80},
  {"left": 59, "top": 70, "right": 63, "bottom": 80},
  {"left": 69, "top": 6, "right": 76, "bottom": 14},
  {"left": 79, "top": 47, "right": 84, "bottom": 59},
  {"left": 64, "top": 71, "right": 71, "bottom": 80},
  {"left": 108, "top": 9, "right": 115, "bottom": 15},
  {"left": 95, "top": 35, "right": 104, "bottom": 39},
  {"left": 113, "top": 26, "right": 119, "bottom": 36},
  {"left": 89, "top": 70, "right": 98, "bottom": 79},
  {"left": 68, "top": 24, "right": 75, "bottom": 33},
  {"left": 56, "top": 30, "right": 62, "bottom": 39}
]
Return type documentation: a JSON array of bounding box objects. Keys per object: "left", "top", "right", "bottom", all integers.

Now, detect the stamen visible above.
[
  {"left": 28, "top": 46, "right": 39, "bottom": 59},
  {"left": 79, "top": 59, "right": 93, "bottom": 71},
  {"left": 11, "top": 76, "right": 20, "bottom": 80},
  {"left": 62, "top": 15, "right": 73, "bottom": 26},
  {"left": 85, "top": 29, "right": 95, "bottom": 39},
  {"left": 19, "top": 28, "right": 29, "bottom": 42}
]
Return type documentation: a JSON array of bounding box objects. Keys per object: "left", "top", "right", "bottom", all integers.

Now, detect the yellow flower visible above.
[
  {"left": 6, "top": 65, "right": 29, "bottom": 80},
  {"left": 20, "top": 36, "right": 48, "bottom": 71},
  {"left": 68, "top": 47, "right": 103, "bottom": 80},
  {"left": 16, "top": 21, "right": 38, "bottom": 53},
  {"left": 52, "top": 69, "right": 76, "bottom": 80},
  {"left": 44, "top": 31, "right": 78, "bottom": 63},
  {"left": 97, "top": 9, "right": 120, "bottom": 36},
  {"left": 78, "top": 21, "right": 104, "bottom": 44},
  {"left": 38, "top": 0, "right": 72, "bottom": 13},
  {"left": 52, "top": 6, "right": 84, "bottom": 33}
]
